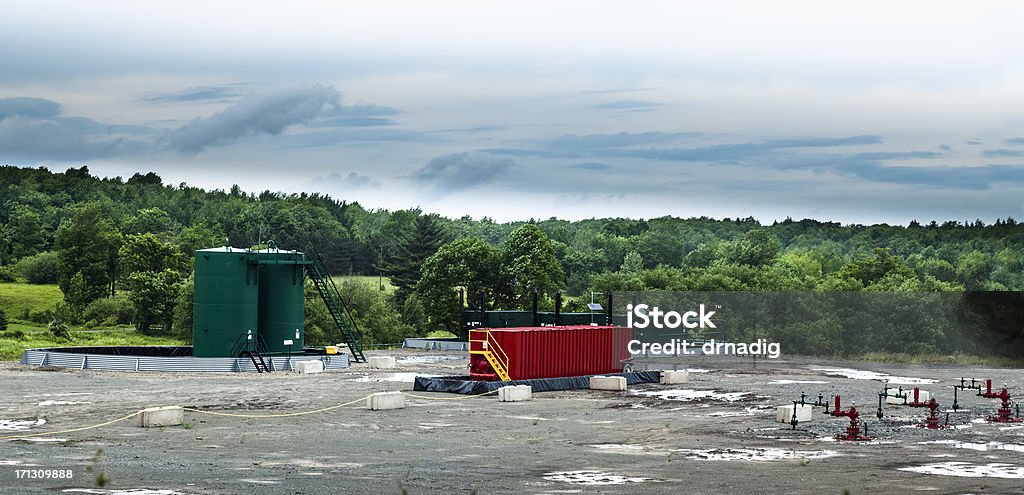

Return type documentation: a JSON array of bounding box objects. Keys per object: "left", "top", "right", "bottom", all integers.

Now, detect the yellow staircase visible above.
[{"left": 469, "top": 329, "right": 511, "bottom": 381}]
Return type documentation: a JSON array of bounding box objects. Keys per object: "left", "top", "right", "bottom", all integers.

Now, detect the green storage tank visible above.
[
  {"left": 193, "top": 247, "right": 259, "bottom": 357},
  {"left": 256, "top": 250, "right": 306, "bottom": 354}
]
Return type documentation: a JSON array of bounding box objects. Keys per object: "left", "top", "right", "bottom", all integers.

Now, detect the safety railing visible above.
[{"left": 469, "top": 329, "right": 511, "bottom": 381}]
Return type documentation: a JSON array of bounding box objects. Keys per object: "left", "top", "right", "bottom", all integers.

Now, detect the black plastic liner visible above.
[
  {"left": 32, "top": 345, "right": 194, "bottom": 357},
  {"left": 413, "top": 371, "right": 661, "bottom": 395}
]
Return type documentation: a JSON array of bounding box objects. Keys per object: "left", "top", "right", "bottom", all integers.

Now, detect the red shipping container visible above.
[{"left": 469, "top": 326, "right": 632, "bottom": 381}]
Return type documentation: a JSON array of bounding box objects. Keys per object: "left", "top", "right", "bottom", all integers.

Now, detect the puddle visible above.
[
  {"left": 672, "top": 448, "right": 839, "bottom": 461},
  {"left": 0, "top": 418, "right": 46, "bottom": 431},
  {"left": 543, "top": 470, "right": 656, "bottom": 485},
  {"left": 63, "top": 490, "right": 189, "bottom": 495},
  {"left": 707, "top": 406, "right": 773, "bottom": 417},
  {"left": 0, "top": 460, "right": 23, "bottom": 465},
  {"left": 634, "top": 389, "right": 751, "bottom": 402},
  {"left": 351, "top": 373, "right": 436, "bottom": 382},
  {"left": 590, "top": 444, "right": 838, "bottom": 461},
  {"left": 38, "top": 400, "right": 92, "bottom": 406},
  {"left": 417, "top": 423, "right": 454, "bottom": 430},
  {"left": 919, "top": 440, "right": 1024, "bottom": 453},
  {"left": 25, "top": 393, "right": 94, "bottom": 398},
  {"left": 899, "top": 462, "right": 1024, "bottom": 478},
  {"left": 18, "top": 438, "right": 69, "bottom": 443},
  {"left": 396, "top": 355, "right": 463, "bottom": 364},
  {"left": 810, "top": 367, "right": 937, "bottom": 385},
  {"left": 768, "top": 380, "right": 829, "bottom": 385}
]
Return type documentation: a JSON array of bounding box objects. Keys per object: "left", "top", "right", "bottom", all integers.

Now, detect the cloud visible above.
[
  {"left": 837, "top": 163, "right": 1024, "bottom": 190},
  {"left": 570, "top": 162, "right": 611, "bottom": 171},
  {"left": 144, "top": 84, "right": 248, "bottom": 103},
  {"left": 939, "top": 144, "right": 952, "bottom": 151},
  {"left": 486, "top": 133, "right": 881, "bottom": 161},
  {"left": 0, "top": 97, "right": 155, "bottom": 161},
  {"left": 983, "top": 149, "right": 1024, "bottom": 158},
  {"left": 966, "top": 139, "right": 983, "bottom": 145},
  {"left": 588, "top": 100, "right": 664, "bottom": 111},
  {"left": 0, "top": 97, "right": 61, "bottom": 120},
  {"left": 1008, "top": 137, "right": 1024, "bottom": 146},
  {"left": 166, "top": 85, "right": 341, "bottom": 153},
  {"left": 410, "top": 152, "right": 517, "bottom": 193},
  {"left": 315, "top": 172, "right": 380, "bottom": 190}
]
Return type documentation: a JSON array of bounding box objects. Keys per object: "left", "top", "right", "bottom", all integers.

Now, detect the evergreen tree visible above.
[{"left": 384, "top": 214, "right": 451, "bottom": 302}]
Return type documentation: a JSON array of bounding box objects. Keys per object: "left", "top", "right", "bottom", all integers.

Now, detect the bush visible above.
[
  {"left": 82, "top": 297, "right": 134, "bottom": 327},
  {"left": 0, "top": 266, "right": 17, "bottom": 283},
  {"left": 1, "top": 329, "right": 26, "bottom": 339},
  {"left": 15, "top": 252, "right": 60, "bottom": 284},
  {"left": 0, "top": 309, "right": 7, "bottom": 330}
]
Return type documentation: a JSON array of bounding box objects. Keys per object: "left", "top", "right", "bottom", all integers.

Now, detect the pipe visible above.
[
  {"left": 554, "top": 292, "right": 562, "bottom": 326},
  {"left": 607, "top": 293, "right": 613, "bottom": 325},
  {"left": 531, "top": 289, "right": 539, "bottom": 327}
]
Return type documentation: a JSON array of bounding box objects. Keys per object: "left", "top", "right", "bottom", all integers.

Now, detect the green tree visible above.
[
  {"left": 499, "top": 224, "right": 564, "bottom": 307},
  {"left": 620, "top": 251, "right": 644, "bottom": 274},
  {"left": 118, "top": 233, "right": 185, "bottom": 279},
  {"left": 14, "top": 251, "right": 59, "bottom": 284},
  {"left": 417, "top": 237, "right": 500, "bottom": 332},
  {"left": 55, "top": 204, "right": 122, "bottom": 306},
  {"left": 126, "top": 269, "right": 182, "bottom": 334},
  {"left": 384, "top": 214, "right": 451, "bottom": 302}
]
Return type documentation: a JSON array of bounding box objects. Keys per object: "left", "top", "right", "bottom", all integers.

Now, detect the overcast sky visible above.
[{"left": 2, "top": 1, "right": 1024, "bottom": 225}]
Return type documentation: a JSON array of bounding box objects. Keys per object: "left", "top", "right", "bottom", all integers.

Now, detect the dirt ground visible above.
[{"left": 1, "top": 350, "right": 1023, "bottom": 495}]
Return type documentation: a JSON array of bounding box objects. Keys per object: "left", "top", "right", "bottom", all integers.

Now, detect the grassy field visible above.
[
  {"left": 0, "top": 281, "right": 64, "bottom": 317},
  {"left": 331, "top": 275, "right": 396, "bottom": 293},
  {"left": 0, "top": 282, "right": 184, "bottom": 361}
]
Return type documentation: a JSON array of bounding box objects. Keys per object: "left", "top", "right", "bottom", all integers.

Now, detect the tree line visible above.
[{"left": 1, "top": 165, "right": 1022, "bottom": 350}]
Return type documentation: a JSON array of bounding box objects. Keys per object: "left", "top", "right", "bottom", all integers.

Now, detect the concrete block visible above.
[
  {"left": 660, "top": 371, "right": 689, "bottom": 384},
  {"left": 368, "top": 356, "right": 396, "bottom": 369},
  {"left": 498, "top": 385, "right": 532, "bottom": 402},
  {"left": 136, "top": 406, "right": 184, "bottom": 428},
  {"left": 367, "top": 391, "right": 405, "bottom": 410},
  {"left": 775, "top": 404, "right": 813, "bottom": 424},
  {"left": 294, "top": 360, "right": 324, "bottom": 374},
  {"left": 885, "top": 395, "right": 908, "bottom": 405},
  {"left": 590, "top": 376, "right": 627, "bottom": 391}
]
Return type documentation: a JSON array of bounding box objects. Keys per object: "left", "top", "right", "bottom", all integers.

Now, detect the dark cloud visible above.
[
  {"left": 0, "top": 97, "right": 155, "bottom": 161},
  {"left": 983, "top": 149, "right": 1024, "bottom": 158},
  {"left": 486, "top": 134, "right": 881, "bottom": 161},
  {"left": 315, "top": 117, "right": 397, "bottom": 127},
  {"left": 144, "top": 84, "right": 248, "bottom": 103},
  {"left": 435, "top": 125, "right": 506, "bottom": 133},
  {"left": 588, "top": 100, "right": 664, "bottom": 111},
  {"left": 570, "top": 162, "right": 611, "bottom": 171},
  {"left": 1007, "top": 137, "right": 1024, "bottom": 146},
  {"left": 966, "top": 139, "right": 983, "bottom": 145},
  {"left": 166, "top": 85, "right": 341, "bottom": 153},
  {"left": 0, "top": 97, "right": 60, "bottom": 120},
  {"left": 939, "top": 144, "right": 952, "bottom": 152},
  {"left": 410, "top": 152, "right": 516, "bottom": 193},
  {"left": 838, "top": 163, "right": 1024, "bottom": 190}
]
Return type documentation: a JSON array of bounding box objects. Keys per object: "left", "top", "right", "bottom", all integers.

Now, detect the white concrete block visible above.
[
  {"left": 368, "top": 356, "right": 396, "bottom": 369},
  {"left": 294, "top": 360, "right": 324, "bottom": 374},
  {"left": 885, "top": 395, "right": 907, "bottom": 405},
  {"left": 136, "top": 406, "right": 184, "bottom": 428},
  {"left": 660, "top": 371, "right": 689, "bottom": 384},
  {"left": 590, "top": 376, "right": 627, "bottom": 391},
  {"left": 775, "top": 404, "right": 813, "bottom": 424},
  {"left": 498, "top": 385, "right": 532, "bottom": 402},
  {"left": 367, "top": 391, "right": 405, "bottom": 410}
]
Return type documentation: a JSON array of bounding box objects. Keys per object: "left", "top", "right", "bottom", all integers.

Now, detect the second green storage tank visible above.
[{"left": 256, "top": 250, "right": 306, "bottom": 354}]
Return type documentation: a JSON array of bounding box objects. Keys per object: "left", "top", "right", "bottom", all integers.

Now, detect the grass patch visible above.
[
  {"left": 0, "top": 282, "right": 63, "bottom": 318},
  {"left": 850, "top": 352, "right": 1024, "bottom": 368},
  {"left": 331, "top": 275, "right": 395, "bottom": 294},
  {"left": 0, "top": 322, "right": 184, "bottom": 361},
  {"left": 425, "top": 330, "right": 457, "bottom": 339}
]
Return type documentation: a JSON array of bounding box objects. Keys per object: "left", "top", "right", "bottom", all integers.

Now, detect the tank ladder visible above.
[{"left": 305, "top": 249, "right": 367, "bottom": 363}]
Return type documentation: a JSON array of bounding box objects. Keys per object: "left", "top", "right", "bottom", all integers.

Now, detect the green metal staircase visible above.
[{"left": 305, "top": 249, "right": 367, "bottom": 363}]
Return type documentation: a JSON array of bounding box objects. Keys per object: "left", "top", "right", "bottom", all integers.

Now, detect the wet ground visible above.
[{"left": 1, "top": 351, "right": 1023, "bottom": 494}]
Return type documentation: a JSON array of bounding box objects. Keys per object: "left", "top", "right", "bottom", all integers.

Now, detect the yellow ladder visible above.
[{"left": 469, "top": 329, "right": 511, "bottom": 381}]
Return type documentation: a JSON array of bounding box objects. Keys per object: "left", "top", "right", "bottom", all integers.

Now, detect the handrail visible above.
[{"left": 485, "top": 331, "right": 510, "bottom": 377}]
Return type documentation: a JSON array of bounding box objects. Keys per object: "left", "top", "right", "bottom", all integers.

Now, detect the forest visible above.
[{"left": 1, "top": 165, "right": 1022, "bottom": 357}]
